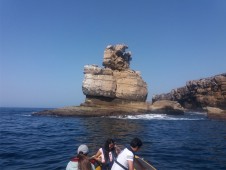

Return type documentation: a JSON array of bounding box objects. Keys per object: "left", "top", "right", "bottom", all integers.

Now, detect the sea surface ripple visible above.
[{"left": 0, "top": 107, "right": 226, "bottom": 170}]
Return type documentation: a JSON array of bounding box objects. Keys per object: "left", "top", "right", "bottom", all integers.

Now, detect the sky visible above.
[{"left": 0, "top": 0, "right": 226, "bottom": 108}]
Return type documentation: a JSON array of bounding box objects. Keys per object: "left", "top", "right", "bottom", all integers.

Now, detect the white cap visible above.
[{"left": 77, "top": 144, "right": 89, "bottom": 154}]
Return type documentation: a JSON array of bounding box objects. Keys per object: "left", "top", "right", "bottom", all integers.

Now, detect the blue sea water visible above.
[{"left": 0, "top": 107, "right": 226, "bottom": 170}]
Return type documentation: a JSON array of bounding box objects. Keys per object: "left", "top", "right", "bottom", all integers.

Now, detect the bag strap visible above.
[{"left": 115, "top": 160, "right": 128, "bottom": 170}]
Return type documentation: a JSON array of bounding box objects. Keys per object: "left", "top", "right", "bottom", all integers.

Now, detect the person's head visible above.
[
  {"left": 130, "top": 137, "right": 142, "bottom": 152},
  {"left": 104, "top": 138, "right": 115, "bottom": 152},
  {"left": 77, "top": 144, "right": 92, "bottom": 170},
  {"left": 103, "top": 138, "right": 115, "bottom": 161},
  {"left": 77, "top": 144, "right": 89, "bottom": 155}
]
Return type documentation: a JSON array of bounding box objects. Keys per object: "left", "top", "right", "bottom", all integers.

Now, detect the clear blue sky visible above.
[{"left": 0, "top": 0, "right": 226, "bottom": 108}]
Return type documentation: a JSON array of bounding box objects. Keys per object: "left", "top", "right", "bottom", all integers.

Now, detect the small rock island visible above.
[{"left": 36, "top": 44, "right": 153, "bottom": 116}]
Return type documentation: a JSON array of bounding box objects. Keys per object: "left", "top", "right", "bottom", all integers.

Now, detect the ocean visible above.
[{"left": 0, "top": 107, "right": 226, "bottom": 170}]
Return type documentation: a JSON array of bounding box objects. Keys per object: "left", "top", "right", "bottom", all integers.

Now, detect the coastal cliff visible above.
[{"left": 152, "top": 73, "right": 226, "bottom": 118}]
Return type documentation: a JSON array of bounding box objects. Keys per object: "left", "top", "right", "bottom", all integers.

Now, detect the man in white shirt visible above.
[{"left": 111, "top": 138, "right": 143, "bottom": 170}]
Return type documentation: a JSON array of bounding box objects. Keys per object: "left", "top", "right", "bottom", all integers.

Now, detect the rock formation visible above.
[
  {"left": 35, "top": 44, "right": 158, "bottom": 117},
  {"left": 103, "top": 44, "right": 132, "bottom": 70},
  {"left": 82, "top": 44, "right": 148, "bottom": 105},
  {"left": 205, "top": 106, "right": 226, "bottom": 119},
  {"left": 151, "top": 100, "right": 184, "bottom": 115},
  {"left": 152, "top": 73, "right": 226, "bottom": 111},
  {"left": 34, "top": 44, "right": 186, "bottom": 117}
]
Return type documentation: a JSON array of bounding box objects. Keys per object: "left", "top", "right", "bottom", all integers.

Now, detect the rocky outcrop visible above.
[
  {"left": 82, "top": 65, "right": 116, "bottom": 98},
  {"left": 205, "top": 107, "right": 226, "bottom": 119},
  {"left": 37, "top": 43, "right": 183, "bottom": 117},
  {"left": 151, "top": 100, "right": 185, "bottom": 114},
  {"left": 36, "top": 102, "right": 152, "bottom": 117},
  {"left": 103, "top": 44, "right": 132, "bottom": 71},
  {"left": 152, "top": 73, "right": 226, "bottom": 111},
  {"left": 35, "top": 44, "right": 152, "bottom": 117},
  {"left": 82, "top": 44, "right": 148, "bottom": 103}
]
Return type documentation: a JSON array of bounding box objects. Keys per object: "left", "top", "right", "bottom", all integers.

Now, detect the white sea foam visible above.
[
  {"left": 21, "top": 114, "right": 32, "bottom": 117},
  {"left": 109, "top": 113, "right": 206, "bottom": 120},
  {"left": 186, "top": 111, "right": 207, "bottom": 115}
]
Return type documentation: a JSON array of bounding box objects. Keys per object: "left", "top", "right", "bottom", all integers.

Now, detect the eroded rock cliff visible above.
[{"left": 152, "top": 73, "right": 226, "bottom": 110}]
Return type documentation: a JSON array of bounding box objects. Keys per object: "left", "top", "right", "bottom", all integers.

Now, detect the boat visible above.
[
  {"left": 134, "top": 155, "right": 156, "bottom": 170},
  {"left": 91, "top": 155, "right": 156, "bottom": 170},
  {"left": 91, "top": 144, "right": 156, "bottom": 170}
]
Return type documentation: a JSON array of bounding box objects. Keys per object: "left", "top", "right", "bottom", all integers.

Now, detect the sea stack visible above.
[
  {"left": 82, "top": 44, "right": 148, "bottom": 105},
  {"left": 34, "top": 44, "right": 185, "bottom": 117}
]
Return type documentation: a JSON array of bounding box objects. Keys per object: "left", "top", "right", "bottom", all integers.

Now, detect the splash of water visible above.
[{"left": 109, "top": 112, "right": 207, "bottom": 120}]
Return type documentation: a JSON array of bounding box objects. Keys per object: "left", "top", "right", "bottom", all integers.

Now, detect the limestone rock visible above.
[
  {"left": 82, "top": 66, "right": 116, "bottom": 98},
  {"left": 113, "top": 70, "right": 147, "bottom": 101},
  {"left": 103, "top": 44, "right": 132, "bottom": 71},
  {"left": 36, "top": 44, "right": 149, "bottom": 117},
  {"left": 206, "top": 106, "right": 226, "bottom": 119},
  {"left": 152, "top": 73, "right": 226, "bottom": 110},
  {"left": 82, "top": 44, "right": 148, "bottom": 103},
  {"left": 151, "top": 100, "right": 184, "bottom": 114},
  {"left": 35, "top": 101, "right": 152, "bottom": 117},
  {"left": 82, "top": 65, "right": 147, "bottom": 101}
]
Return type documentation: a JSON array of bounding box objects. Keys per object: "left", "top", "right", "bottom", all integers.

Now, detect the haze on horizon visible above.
[{"left": 0, "top": 0, "right": 226, "bottom": 108}]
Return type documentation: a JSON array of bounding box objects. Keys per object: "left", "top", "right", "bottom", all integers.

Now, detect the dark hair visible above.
[
  {"left": 130, "top": 137, "right": 143, "bottom": 148},
  {"left": 77, "top": 153, "right": 92, "bottom": 170},
  {"left": 103, "top": 138, "right": 115, "bottom": 162}
]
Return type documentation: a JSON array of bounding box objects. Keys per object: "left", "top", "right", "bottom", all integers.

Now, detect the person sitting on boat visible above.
[
  {"left": 66, "top": 144, "right": 95, "bottom": 170},
  {"left": 93, "top": 138, "right": 119, "bottom": 170},
  {"left": 111, "top": 137, "right": 143, "bottom": 170}
]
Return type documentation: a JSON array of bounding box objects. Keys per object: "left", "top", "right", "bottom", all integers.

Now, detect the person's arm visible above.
[
  {"left": 128, "top": 160, "right": 134, "bottom": 170},
  {"left": 93, "top": 150, "right": 102, "bottom": 162}
]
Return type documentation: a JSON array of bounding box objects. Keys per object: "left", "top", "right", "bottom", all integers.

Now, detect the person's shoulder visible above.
[
  {"left": 91, "top": 163, "right": 95, "bottom": 170},
  {"left": 119, "top": 148, "right": 133, "bottom": 157},
  {"left": 66, "top": 161, "right": 78, "bottom": 170},
  {"left": 125, "top": 148, "right": 131, "bottom": 152},
  {"left": 125, "top": 148, "right": 134, "bottom": 155},
  {"left": 125, "top": 149, "right": 134, "bottom": 161}
]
